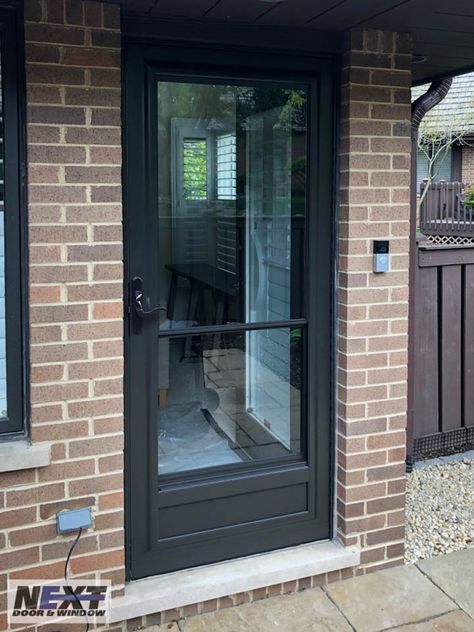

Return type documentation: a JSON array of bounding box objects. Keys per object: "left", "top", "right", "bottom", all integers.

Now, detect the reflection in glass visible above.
[
  {"left": 157, "top": 82, "right": 307, "bottom": 328},
  {"left": 0, "top": 53, "right": 6, "bottom": 419},
  {"left": 157, "top": 328, "right": 302, "bottom": 475}
]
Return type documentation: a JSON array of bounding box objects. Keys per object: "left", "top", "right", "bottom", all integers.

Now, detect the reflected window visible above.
[{"left": 183, "top": 138, "right": 208, "bottom": 201}]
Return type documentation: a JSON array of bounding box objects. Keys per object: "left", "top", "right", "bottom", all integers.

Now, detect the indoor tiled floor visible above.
[
  {"left": 151, "top": 548, "right": 474, "bottom": 631},
  {"left": 158, "top": 343, "right": 298, "bottom": 474},
  {"left": 158, "top": 404, "right": 243, "bottom": 473}
]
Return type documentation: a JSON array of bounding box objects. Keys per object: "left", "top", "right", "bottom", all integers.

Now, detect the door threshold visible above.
[{"left": 110, "top": 540, "right": 360, "bottom": 623}]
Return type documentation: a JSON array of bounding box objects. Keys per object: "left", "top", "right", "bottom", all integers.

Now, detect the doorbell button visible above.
[{"left": 373, "top": 240, "right": 390, "bottom": 273}]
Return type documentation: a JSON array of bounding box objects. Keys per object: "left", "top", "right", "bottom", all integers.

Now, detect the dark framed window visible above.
[
  {"left": 416, "top": 147, "right": 453, "bottom": 185},
  {"left": 0, "top": 8, "right": 26, "bottom": 435}
]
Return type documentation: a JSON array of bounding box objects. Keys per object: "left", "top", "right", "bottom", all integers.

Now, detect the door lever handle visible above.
[
  {"left": 134, "top": 291, "right": 162, "bottom": 318},
  {"left": 130, "top": 276, "right": 162, "bottom": 333}
]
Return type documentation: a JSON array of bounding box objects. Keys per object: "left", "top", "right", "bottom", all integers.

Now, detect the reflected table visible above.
[{"left": 165, "top": 263, "right": 241, "bottom": 358}]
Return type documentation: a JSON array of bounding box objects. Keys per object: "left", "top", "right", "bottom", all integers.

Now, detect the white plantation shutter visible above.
[
  {"left": 216, "top": 133, "right": 236, "bottom": 200},
  {"left": 216, "top": 133, "right": 237, "bottom": 274}
]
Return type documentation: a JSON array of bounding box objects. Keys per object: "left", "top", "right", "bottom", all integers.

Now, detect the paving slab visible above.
[
  {"left": 183, "top": 588, "right": 353, "bottom": 631},
  {"left": 391, "top": 610, "right": 474, "bottom": 631},
  {"left": 418, "top": 548, "right": 474, "bottom": 619},
  {"left": 325, "top": 564, "right": 456, "bottom": 632}
]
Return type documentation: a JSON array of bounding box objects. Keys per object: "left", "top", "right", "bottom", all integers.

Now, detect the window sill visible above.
[
  {"left": 109, "top": 540, "right": 360, "bottom": 623},
  {"left": 0, "top": 438, "right": 51, "bottom": 473}
]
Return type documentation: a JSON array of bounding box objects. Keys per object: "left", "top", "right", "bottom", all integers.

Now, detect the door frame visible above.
[{"left": 123, "top": 40, "right": 337, "bottom": 580}]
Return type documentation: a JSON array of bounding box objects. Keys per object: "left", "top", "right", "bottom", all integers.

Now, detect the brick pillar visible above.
[
  {"left": 337, "top": 30, "right": 412, "bottom": 570},
  {"left": 0, "top": 0, "right": 123, "bottom": 620}
]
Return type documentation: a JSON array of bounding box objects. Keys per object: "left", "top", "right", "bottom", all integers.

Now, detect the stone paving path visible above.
[{"left": 150, "top": 547, "right": 474, "bottom": 631}]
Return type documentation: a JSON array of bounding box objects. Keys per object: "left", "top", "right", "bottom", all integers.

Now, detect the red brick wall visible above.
[
  {"left": 462, "top": 145, "right": 474, "bottom": 184},
  {"left": 0, "top": 1, "right": 124, "bottom": 629},
  {"left": 337, "top": 30, "right": 412, "bottom": 571}
]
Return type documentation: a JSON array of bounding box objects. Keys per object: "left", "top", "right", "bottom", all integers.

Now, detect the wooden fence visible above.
[
  {"left": 419, "top": 181, "right": 474, "bottom": 237},
  {"left": 410, "top": 242, "right": 474, "bottom": 460}
]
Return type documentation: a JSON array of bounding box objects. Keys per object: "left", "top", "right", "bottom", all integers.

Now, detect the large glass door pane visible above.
[{"left": 156, "top": 80, "right": 308, "bottom": 476}]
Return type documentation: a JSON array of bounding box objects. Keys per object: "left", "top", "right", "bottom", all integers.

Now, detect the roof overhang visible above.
[{"left": 118, "top": 0, "right": 474, "bottom": 85}]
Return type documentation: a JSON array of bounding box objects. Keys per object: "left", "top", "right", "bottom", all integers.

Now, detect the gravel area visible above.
[{"left": 405, "top": 452, "right": 474, "bottom": 564}]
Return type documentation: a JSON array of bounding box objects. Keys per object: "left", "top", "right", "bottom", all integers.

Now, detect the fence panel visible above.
[
  {"left": 440, "top": 265, "right": 462, "bottom": 431},
  {"left": 411, "top": 243, "right": 474, "bottom": 459},
  {"left": 464, "top": 265, "right": 474, "bottom": 428},
  {"left": 413, "top": 264, "right": 439, "bottom": 438}
]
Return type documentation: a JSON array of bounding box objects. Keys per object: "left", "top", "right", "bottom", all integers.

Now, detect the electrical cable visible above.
[{"left": 64, "top": 527, "right": 90, "bottom": 632}]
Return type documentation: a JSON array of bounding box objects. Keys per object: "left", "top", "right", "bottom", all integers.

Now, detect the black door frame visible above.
[{"left": 124, "top": 40, "right": 336, "bottom": 580}]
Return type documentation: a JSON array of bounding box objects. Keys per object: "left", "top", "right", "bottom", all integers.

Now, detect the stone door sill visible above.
[{"left": 110, "top": 539, "right": 360, "bottom": 622}]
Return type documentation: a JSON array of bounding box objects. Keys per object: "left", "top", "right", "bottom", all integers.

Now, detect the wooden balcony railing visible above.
[{"left": 419, "top": 180, "right": 474, "bottom": 237}]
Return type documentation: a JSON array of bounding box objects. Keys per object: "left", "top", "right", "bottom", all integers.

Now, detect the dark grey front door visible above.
[{"left": 125, "top": 42, "right": 335, "bottom": 580}]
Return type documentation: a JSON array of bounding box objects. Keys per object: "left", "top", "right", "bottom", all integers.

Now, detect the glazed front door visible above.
[{"left": 125, "top": 43, "right": 334, "bottom": 579}]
